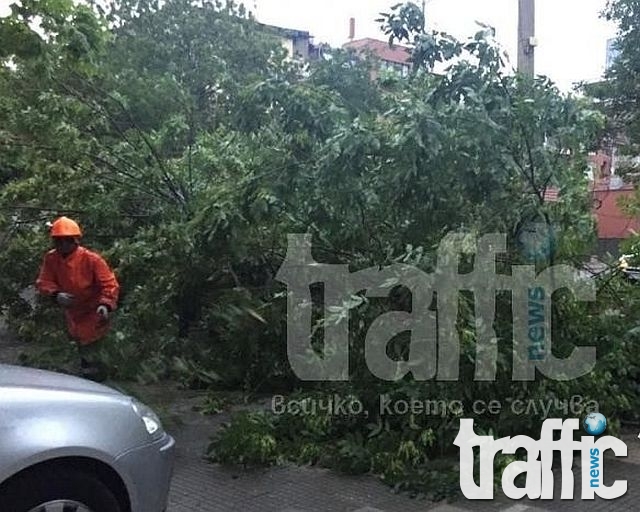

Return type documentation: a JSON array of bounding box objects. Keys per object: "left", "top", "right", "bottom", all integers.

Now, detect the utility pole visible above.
[
  {"left": 422, "top": 0, "right": 427, "bottom": 31},
  {"left": 517, "top": 0, "right": 536, "bottom": 77}
]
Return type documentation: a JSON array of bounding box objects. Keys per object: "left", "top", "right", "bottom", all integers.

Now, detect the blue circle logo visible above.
[{"left": 583, "top": 412, "right": 607, "bottom": 436}]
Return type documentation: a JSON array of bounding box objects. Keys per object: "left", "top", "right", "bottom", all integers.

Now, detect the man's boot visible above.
[
  {"left": 80, "top": 357, "right": 108, "bottom": 382},
  {"left": 78, "top": 343, "right": 108, "bottom": 382}
]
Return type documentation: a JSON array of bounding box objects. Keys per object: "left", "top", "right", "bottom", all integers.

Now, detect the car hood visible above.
[{"left": 0, "top": 364, "right": 121, "bottom": 396}]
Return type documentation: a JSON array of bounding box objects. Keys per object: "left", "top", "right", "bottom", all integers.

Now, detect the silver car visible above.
[{"left": 0, "top": 364, "right": 175, "bottom": 512}]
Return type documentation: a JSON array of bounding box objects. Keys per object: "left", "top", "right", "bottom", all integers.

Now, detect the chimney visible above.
[{"left": 349, "top": 17, "right": 355, "bottom": 40}]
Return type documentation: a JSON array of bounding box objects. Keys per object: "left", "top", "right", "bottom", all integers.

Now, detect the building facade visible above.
[{"left": 342, "top": 38, "right": 412, "bottom": 78}]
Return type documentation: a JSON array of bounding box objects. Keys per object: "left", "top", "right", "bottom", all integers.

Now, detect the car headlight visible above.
[{"left": 131, "top": 399, "right": 164, "bottom": 437}]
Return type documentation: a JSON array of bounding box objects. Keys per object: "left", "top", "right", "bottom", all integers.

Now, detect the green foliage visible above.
[
  {"left": 193, "top": 393, "right": 229, "bottom": 415},
  {"left": 206, "top": 394, "right": 457, "bottom": 500},
  {"left": 207, "top": 411, "right": 279, "bottom": 466},
  {"left": 589, "top": 1, "right": 640, "bottom": 151},
  {"left": 1, "top": 0, "right": 638, "bottom": 499},
  {"left": 597, "top": 2, "right": 638, "bottom": 128}
]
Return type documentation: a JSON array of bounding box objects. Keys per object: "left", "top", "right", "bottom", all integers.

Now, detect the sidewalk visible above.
[
  {"left": 1, "top": 324, "right": 637, "bottom": 512},
  {"left": 130, "top": 382, "right": 640, "bottom": 512},
  {"left": 154, "top": 385, "right": 442, "bottom": 512}
]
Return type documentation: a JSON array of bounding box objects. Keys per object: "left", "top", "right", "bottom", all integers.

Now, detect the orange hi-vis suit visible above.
[{"left": 36, "top": 246, "right": 120, "bottom": 345}]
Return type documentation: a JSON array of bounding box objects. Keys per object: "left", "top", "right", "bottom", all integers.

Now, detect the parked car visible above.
[{"left": 0, "top": 364, "right": 175, "bottom": 512}]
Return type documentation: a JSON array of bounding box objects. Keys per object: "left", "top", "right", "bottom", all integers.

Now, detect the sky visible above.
[
  {"left": 253, "top": 0, "right": 617, "bottom": 91},
  {"left": 0, "top": 0, "right": 619, "bottom": 91}
]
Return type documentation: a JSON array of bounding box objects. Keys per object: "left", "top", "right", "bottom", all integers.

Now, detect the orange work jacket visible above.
[{"left": 36, "top": 246, "right": 120, "bottom": 345}]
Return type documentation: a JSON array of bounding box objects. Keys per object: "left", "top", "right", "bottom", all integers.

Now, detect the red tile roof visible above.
[{"left": 343, "top": 38, "right": 411, "bottom": 65}]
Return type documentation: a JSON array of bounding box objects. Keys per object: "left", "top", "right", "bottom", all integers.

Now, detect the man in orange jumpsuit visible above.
[{"left": 36, "top": 216, "right": 120, "bottom": 380}]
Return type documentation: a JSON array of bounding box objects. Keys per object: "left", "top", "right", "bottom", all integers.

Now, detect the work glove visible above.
[
  {"left": 56, "top": 292, "right": 75, "bottom": 308},
  {"left": 96, "top": 304, "right": 110, "bottom": 321}
]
